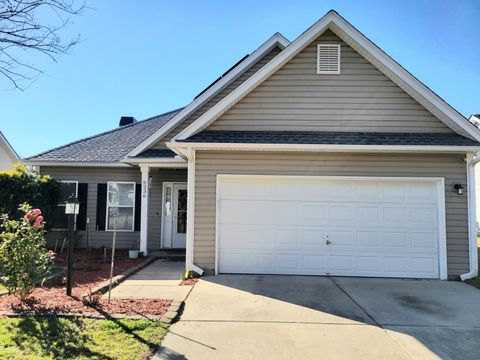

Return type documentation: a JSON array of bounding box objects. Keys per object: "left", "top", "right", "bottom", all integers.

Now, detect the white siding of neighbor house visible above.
[
  {"left": 0, "top": 142, "right": 18, "bottom": 170},
  {"left": 40, "top": 166, "right": 186, "bottom": 250},
  {"left": 193, "top": 151, "right": 469, "bottom": 277},
  {"left": 206, "top": 30, "right": 452, "bottom": 133}
]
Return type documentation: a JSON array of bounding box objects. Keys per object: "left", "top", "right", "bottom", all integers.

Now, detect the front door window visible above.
[
  {"left": 176, "top": 189, "right": 187, "bottom": 234},
  {"left": 162, "top": 183, "right": 187, "bottom": 249}
]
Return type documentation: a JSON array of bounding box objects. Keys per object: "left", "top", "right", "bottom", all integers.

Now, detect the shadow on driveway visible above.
[{"left": 158, "top": 275, "right": 480, "bottom": 359}]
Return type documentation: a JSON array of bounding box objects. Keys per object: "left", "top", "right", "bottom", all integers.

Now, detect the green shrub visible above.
[
  {"left": 0, "top": 164, "right": 60, "bottom": 228},
  {"left": 0, "top": 204, "right": 54, "bottom": 301}
]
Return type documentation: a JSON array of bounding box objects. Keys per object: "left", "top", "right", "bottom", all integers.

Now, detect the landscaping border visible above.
[{"left": 0, "top": 300, "right": 182, "bottom": 324}]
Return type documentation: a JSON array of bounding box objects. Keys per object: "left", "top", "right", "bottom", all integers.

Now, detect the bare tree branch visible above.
[{"left": 0, "top": 0, "right": 85, "bottom": 90}]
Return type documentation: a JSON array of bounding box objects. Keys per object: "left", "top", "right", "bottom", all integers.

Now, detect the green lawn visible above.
[
  {"left": 0, "top": 317, "right": 168, "bottom": 359},
  {"left": 466, "top": 276, "right": 480, "bottom": 289},
  {"left": 465, "top": 240, "right": 480, "bottom": 289}
]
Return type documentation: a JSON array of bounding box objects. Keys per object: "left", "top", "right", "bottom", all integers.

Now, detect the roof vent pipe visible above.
[{"left": 119, "top": 116, "right": 136, "bottom": 127}]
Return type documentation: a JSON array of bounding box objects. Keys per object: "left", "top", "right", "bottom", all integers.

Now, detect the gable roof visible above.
[
  {"left": 171, "top": 10, "right": 480, "bottom": 143},
  {"left": 0, "top": 131, "right": 19, "bottom": 161},
  {"left": 24, "top": 108, "right": 183, "bottom": 165},
  {"left": 127, "top": 32, "right": 290, "bottom": 157}
]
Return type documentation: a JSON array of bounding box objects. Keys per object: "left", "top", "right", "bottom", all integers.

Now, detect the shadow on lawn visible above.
[
  {"left": 92, "top": 305, "right": 160, "bottom": 351},
  {"left": 10, "top": 316, "right": 112, "bottom": 359}
]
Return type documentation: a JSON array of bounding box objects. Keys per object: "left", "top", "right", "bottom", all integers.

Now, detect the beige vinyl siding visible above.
[
  {"left": 150, "top": 46, "right": 283, "bottom": 149},
  {"left": 207, "top": 30, "right": 451, "bottom": 133},
  {"left": 193, "top": 151, "right": 469, "bottom": 277},
  {"left": 40, "top": 166, "right": 186, "bottom": 250}
]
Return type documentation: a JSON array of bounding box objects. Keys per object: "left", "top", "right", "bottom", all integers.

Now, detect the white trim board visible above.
[
  {"left": 173, "top": 10, "right": 480, "bottom": 142},
  {"left": 126, "top": 33, "right": 290, "bottom": 158},
  {"left": 22, "top": 161, "right": 130, "bottom": 168},
  {"left": 214, "top": 174, "right": 448, "bottom": 279},
  {"left": 121, "top": 157, "right": 187, "bottom": 168},
  {"left": 168, "top": 142, "right": 480, "bottom": 155}
]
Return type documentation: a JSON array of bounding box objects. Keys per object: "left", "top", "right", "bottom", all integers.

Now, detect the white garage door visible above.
[{"left": 217, "top": 175, "right": 445, "bottom": 279}]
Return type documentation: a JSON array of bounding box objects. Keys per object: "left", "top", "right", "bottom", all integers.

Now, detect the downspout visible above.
[
  {"left": 185, "top": 146, "right": 204, "bottom": 275},
  {"left": 460, "top": 151, "right": 480, "bottom": 281}
]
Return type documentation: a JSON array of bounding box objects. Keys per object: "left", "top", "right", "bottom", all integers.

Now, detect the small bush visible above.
[{"left": 0, "top": 204, "right": 55, "bottom": 301}]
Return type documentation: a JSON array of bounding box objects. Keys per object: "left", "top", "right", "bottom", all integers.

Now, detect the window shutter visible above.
[
  {"left": 134, "top": 184, "right": 141, "bottom": 231},
  {"left": 96, "top": 183, "right": 107, "bottom": 231},
  {"left": 317, "top": 44, "right": 340, "bottom": 74},
  {"left": 76, "top": 183, "right": 88, "bottom": 231}
]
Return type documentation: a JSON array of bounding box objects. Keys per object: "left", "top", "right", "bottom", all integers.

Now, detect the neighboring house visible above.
[
  {"left": 0, "top": 131, "right": 19, "bottom": 170},
  {"left": 25, "top": 11, "right": 480, "bottom": 281}
]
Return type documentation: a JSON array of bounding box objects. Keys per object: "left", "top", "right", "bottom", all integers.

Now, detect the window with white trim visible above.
[
  {"left": 106, "top": 181, "right": 135, "bottom": 231},
  {"left": 52, "top": 181, "right": 78, "bottom": 230},
  {"left": 317, "top": 44, "right": 341, "bottom": 74}
]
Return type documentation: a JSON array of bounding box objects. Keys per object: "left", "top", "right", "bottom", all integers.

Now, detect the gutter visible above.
[
  {"left": 168, "top": 142, "right": 480, "bottom": 154},
  {"left": 460, "top": 151, "right": 480, "bottom": 281}
]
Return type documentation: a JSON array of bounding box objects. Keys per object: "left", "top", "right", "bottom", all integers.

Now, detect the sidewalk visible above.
[{"left": 102, "top": 259, "right": 192, "bottom": 302}]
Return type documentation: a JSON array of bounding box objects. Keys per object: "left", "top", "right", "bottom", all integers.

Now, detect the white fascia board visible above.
[
  {"left": 22, "top": 161, "right": 130, "bottom": 168},
  {"left": 173, "top": 11, "right": 480, "bottom": 142},
  {"left": 168, "top": 141, "right": 480, "bottom": 154},
  {"left": 121, "top": 157, "right": 187, "bottom": 168},
  {"left": 126, "top": 33, "right": 290, "bottom": 158}
]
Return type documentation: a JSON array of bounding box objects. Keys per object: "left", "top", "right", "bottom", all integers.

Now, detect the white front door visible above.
[
  {"left": 217, "top": 175, "right": 445, "bottom": 279},
  {"left": 162, "top": 183, "right": 187, "bottom": 248}
]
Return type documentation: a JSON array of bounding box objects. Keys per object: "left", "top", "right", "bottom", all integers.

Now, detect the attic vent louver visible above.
[{"left": 317, "top": 44, "right": 340, "bottom": 74}]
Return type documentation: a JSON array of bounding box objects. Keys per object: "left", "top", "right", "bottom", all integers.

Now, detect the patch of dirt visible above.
[
  {"left": 180, "top": 278, "right": 199, "bottom": 286},
  {"left": 0, "top": 252, "right": 171, "bottom": 316}
]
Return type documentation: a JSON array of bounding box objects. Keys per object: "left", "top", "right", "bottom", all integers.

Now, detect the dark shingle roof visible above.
[
  {"left": 179, "top": 131, "right": 480, "bottom": 146},
  {"left": 26, "top": 108, "right": 183, "bottom": 163},
  {"left": 132, "top": 149, "right": 177, "bottom": 159}
]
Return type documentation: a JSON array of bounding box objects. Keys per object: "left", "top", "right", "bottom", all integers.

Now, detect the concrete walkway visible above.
[
  {"left": 102, "top": 260, "right": 191, "bottom": 302},
  {"left": 156, "top": 275, "right": 480, "bottom": 360}
]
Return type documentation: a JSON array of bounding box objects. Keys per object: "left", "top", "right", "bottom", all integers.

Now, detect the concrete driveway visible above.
[{"left": 156, "top": 275, "right": 480, "bottom": 359}]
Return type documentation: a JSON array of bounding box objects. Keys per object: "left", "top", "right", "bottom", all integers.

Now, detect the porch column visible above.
[{"left": 140, "top": 165, "right": 150, "bottom": 255}]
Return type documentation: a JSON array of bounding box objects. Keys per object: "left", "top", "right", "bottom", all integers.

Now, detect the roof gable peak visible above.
[{"left": 172, "top": 10, "right": 480, "bottom": 143}]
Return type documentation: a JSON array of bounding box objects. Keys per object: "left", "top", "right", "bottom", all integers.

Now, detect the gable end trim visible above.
[
  {"left": 126, "top": 33, "right": 290, "bottom": 158},
  {"left": 172, "top": 11, "right": 480, "bottom": 142}
]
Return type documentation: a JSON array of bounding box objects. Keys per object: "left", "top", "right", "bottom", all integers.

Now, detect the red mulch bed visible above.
[
  {"left": 180, "top": 278, "right": 199, "bottom": 286},
  {"left": 0, "top": 250, "right": 171, "bottom": 316}
]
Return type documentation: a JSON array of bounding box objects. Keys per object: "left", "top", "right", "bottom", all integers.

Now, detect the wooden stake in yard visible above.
[{"left": 108, "top": 213, "right": 117, "bottom": 303}]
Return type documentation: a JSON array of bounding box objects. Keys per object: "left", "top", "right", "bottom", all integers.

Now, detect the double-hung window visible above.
[
  {"left": 106, "top": 181, "right": 135, "bottom": 231},
  {"left": 52, "top": 181, "right": 78, "bottom": 230}
]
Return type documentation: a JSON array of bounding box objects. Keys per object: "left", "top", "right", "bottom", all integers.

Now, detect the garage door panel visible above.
[
  {"left": 357, "top": 231, "right": 380, "bottom": 247},
  {"left": 302, "top": 230, "right": 328, "bottom": 247},
  {"left": 275, "top": 229, "right": 300, "bottom": 247},
  {"left": 411, "top": 256, "right": 437, "bottom": 274},
  {"left": 217, "top": 176, "right": 441, "bottom": 279},
  {"left": 303, "top": 255, "right": 328, "bottom": 271},
  {"left": 356, "top": 256, "right": 381, "bottom": 271},
  {"left": 412, "top": 232, "right": 437, "bottom": 249}
]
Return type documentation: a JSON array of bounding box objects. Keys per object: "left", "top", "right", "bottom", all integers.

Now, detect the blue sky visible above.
[{"left": 1, "top": 0, "right": 479, "bottom": 158}]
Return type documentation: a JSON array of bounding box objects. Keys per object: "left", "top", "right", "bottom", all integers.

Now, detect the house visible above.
[
  {"left": 0, "top": 131, "right": 19, "bottom": 170},
  {"left": 25, "top": 11, "right": 480, "bottom": 281}
]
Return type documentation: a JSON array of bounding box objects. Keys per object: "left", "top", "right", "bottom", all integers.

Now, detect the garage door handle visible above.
[{"left": 326, "top": 240, "right": 332, "bottom": 245}]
